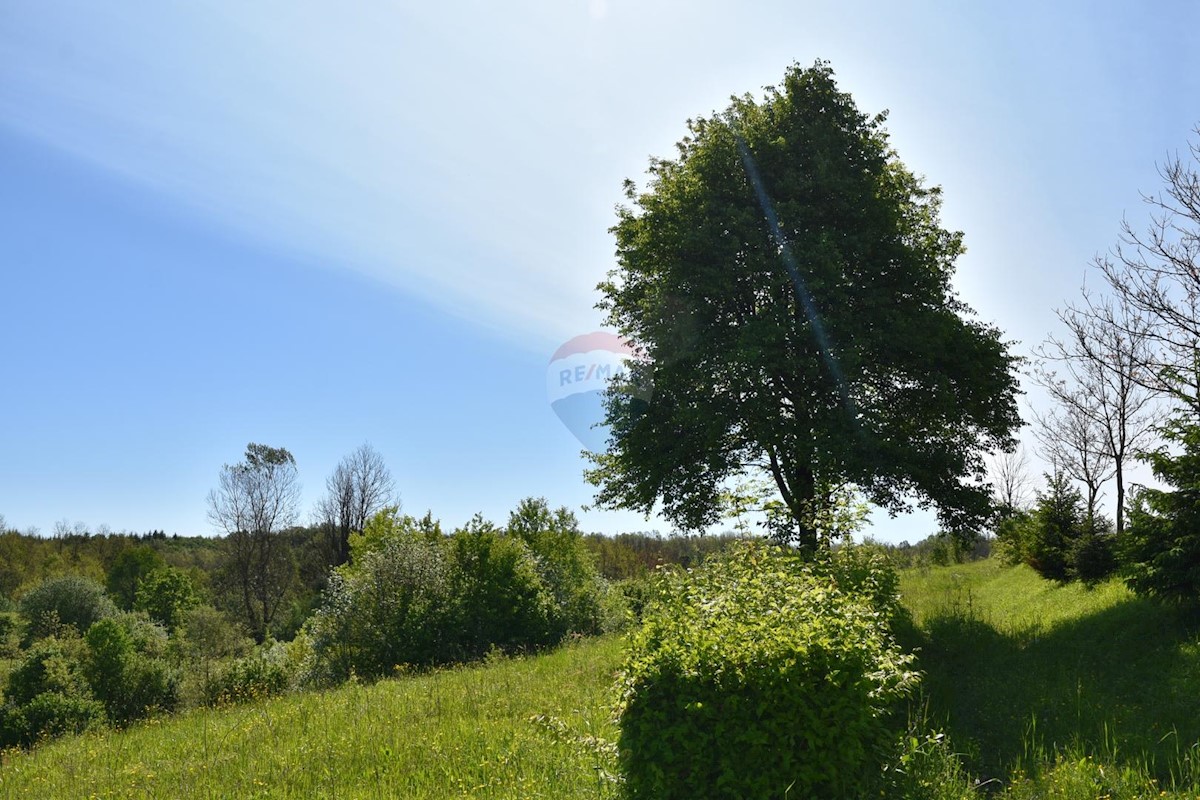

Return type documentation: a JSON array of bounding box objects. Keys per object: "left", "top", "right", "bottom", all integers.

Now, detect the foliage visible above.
[
  {"left": 1023, "top": 471, "right": 1086, "bottom": 582},
  {"left": 812, "top": 540, "right": 906, "bottom": 626},
  {"left": 18, "top": 574, "right": 117, "bottom": 642},
  {"left": 447, "top": 515, "right": 553, "bottom": 659},
  {"left": 305, "top": 503, "right": 616, "bottom": 686},
  {"left": 304, "top": 509, "right": 454, "bottom": 684},
  {"left": 175, "top": 605, "right": 252, "bottom": 705},
  {"left": 506, "top": 498, "right": 608, "bottom": 638},
  {"left": 617, "top": 540, "right": 919, "bottom": 799},
  {"left": 581, "top": 531, "right": 742, "bottom": 580},
  {"left": 105, "top": 545, "right": 166, "bottom": 610},
  {"left": 0, "top": 609, "right": 24, "bottom": 658},
  {"left": 83, "top": 615, "right": 179, "bottom": 723},
  {"left": 993, "top": 510, "right": 1033, "bottom": 566},
  {"left": 204, "top": 639, "right": 294, "bottom": 705},
  {"left": 1069, "top": 528, "right": 1118, "bottom": 585},
  {"left": 1122, "top": 419, "right": 1200, "bottom": 604},
  {"left": 0, "top": 634, "right": 105, "bottom": 747},
  {"left": 589, "top": 60, "right": 1021, "bottom": 550},
  {"left": 134, "top": 566, "right": 199, "bottom": 630}
]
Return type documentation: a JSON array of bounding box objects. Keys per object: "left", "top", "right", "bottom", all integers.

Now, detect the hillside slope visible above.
[{"left": 0, "top": 636, "right": 623, "bottom": 799}]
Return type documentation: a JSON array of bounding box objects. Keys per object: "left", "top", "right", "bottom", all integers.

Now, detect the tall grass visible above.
[
  {"left": 0, "top": 637, "right": 623, "bottom": 799},
  {"left": 7, "top": 559, "right": 1200, "bottom": 799},
  {"left": 901, "top": 560, "right": 1200, "bottom": 794}
]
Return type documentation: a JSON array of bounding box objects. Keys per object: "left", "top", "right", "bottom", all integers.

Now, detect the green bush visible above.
[
  {"left": 18, "top": 574, "right": 117, "bottom": 642},
  {"left": 994, "top": 511, "right": 1033, "bottom": 566},
  {"left": 506, "top": 498, "right": 608, "bottom": 638},
  {"left": 305, "top": 503, "right": 614, "bottom": 686},
  {"left": 105, "top": 545, "right": 166, "bottom": 610},
  {"left": 17, "top": 691, "right": 105, "bottom": 743},
  {"left": 617, "top": 541, "right": 919, "bottom": 799},
  {"left": 0, "top": 635, "right": 104, "bottom": 747},
  {"left": 0, "top": 610, "right": 24, "bottom": 658},
  {"left": 4, "top": 635, "right": 91, "bottom": 706},
  {"left": 205, "top": 640, "right": 293, "bottom": 705},
  {"left": 1071, "top": 530, "right": 1118, "bottom": 585},
  {"left": 1025, "top": 472, "right": 1085, "bottom": 582},
  {"left": 83, "top": 616, "right": 179, "bottom": 723},
  {"left": 814, "top": 541, "right": 905, "bottom": 625},
  {"left": 447, "top": 516, "right": 552, "bottom": 658},
  {"left": 303, "top": 510, "right": 455, "bottom": 684}
]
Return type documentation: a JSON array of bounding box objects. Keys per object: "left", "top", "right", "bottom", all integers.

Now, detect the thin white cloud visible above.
[{"left": 0, "top": 2, "right": 620, "bottom": 347}]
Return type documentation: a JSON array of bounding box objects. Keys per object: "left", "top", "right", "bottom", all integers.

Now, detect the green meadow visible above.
[
  {"left": 7, "top": 559, "right": 1200, "bottom": 798},
  {"left": 902, "top": 560, "right": 1200, "bottom": 797},
  {"left": 0, "top": 637, "right": 623, "bottom": 799}
]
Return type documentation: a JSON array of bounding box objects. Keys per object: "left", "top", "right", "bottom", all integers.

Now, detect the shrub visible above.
[
  {"left": 17, "top": 691, "right": 105, "bottom": 743},
  {"left": 1071, "top": 530, "right": 1118, "bottom": 586},
  {"left": 83, "top": 615, "right": 179, "bottom": 723},
  {"left": 5, "top": 637, "right": 88, "bottom": 707},
  {"left": 0, "top": 635, "right": 104, "bottom": 747},
  {"left": 304, "top": 510, "right": 454, "bottom": 684},
  {"left": 0, "top": 610, "right": 24, "bottom": 658},
  {"left": 204, "top": 640, "right": 293, "bottom": 705},
  {"left": 814, "top": 541, "right": 905, "bottom": 624},
  {"left": 617, "top": 541, "right": 919, "bottom": 799},
  {"left": 447, "top": 516, "right": 552, "bottom": 658},
  {"left": 1024, "top": 471, "right": 1085, "bottom": 582},
  {"left": 994, "top": 510, "right": 1033, "bottom": 566},
  {"left": 18, "top": 574, "right": 117, "bottom": 642},
  {"left": 105, "top": 545, "right": 165, "bottom": 610},
  {"left": 506, "top": 498, "right": 608, "bottom": 638}
]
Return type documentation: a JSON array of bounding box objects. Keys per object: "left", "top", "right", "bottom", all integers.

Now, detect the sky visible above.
[{"left": 1, "top": 1, "right": 1198, "bottom": 543}]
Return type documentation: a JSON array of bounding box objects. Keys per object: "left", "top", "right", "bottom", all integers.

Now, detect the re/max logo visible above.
[{"left": 559, "top": 363, "right": 622, "bottom": 386}]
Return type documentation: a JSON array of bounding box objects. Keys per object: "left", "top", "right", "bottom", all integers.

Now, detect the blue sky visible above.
[{"left": 1, "top": 1, "right": 1198, "bottom": 542}]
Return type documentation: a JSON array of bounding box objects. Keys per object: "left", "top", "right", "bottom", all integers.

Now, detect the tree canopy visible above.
[{"left": 588, "top": 61, "right": 1022, "bottom": 551}]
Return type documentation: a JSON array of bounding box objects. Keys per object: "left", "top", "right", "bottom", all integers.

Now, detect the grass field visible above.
[
  {"left": 900, "top": 559, "right": 1200, "bottom": 791},
  {"left": 0, "top": 637, "right": 624, "bottom": 799},
  {"left": 7, "top": 559, "right": 1200, "bottom": 798}
]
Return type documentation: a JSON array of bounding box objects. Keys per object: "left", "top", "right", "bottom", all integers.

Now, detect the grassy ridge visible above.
[
  {"left": 0, "top": 637, "right": 623, "bottom": 799},
  {"left": 901, "top": 560, "right": 1200, "bottom": 785}
]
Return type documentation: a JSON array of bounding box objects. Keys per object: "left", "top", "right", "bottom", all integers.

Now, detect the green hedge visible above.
[{"left": 617, "top": 541, "right": 919, "bottom": 799}]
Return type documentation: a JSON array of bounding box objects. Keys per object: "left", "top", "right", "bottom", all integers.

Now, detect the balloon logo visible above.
[{"left": 547, "top": 332, "right": 651, "bottom": 452}]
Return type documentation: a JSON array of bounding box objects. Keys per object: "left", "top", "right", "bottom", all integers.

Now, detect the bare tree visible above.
[
  {"left": 987, "top": 445, "right": 1033, "bottom": 517},
  {"left": 316, "top": 443, "right": 396, "bottom": 565},
  {"left": 1098, "top": 126, "right": 1200, "bottom": 413},
  {"left": 1034, "top": 292, "right": 1160, "bottom": 534},
  {"left": 1031, "top": 386, "right": 1116, "bottom": 526},
  {"left": 208, "top": 443, "right": 301, "bottom": 642}
]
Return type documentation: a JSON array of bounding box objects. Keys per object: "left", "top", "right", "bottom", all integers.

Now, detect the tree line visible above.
[{"left": 0, "top": 442, "right": 750, "bottom": 749}]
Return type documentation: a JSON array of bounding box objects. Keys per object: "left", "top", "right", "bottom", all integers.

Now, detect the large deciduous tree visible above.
[
  {"left": 208, "top": 443, "right": 301, "bottom": 642},
  {"left": 587, "top": 62, "right": 1022, "bottom": 553}
]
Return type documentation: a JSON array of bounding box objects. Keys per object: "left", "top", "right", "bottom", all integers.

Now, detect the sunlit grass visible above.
[
  {"left": 0, "top": 636, "right": 624, "bottom": 799},
  {"left": 901, "top": 559, "right": 1200, "bottom": 791},
  {"left": 9, "top": 559, "right": 1200, "bottom": 799}
]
